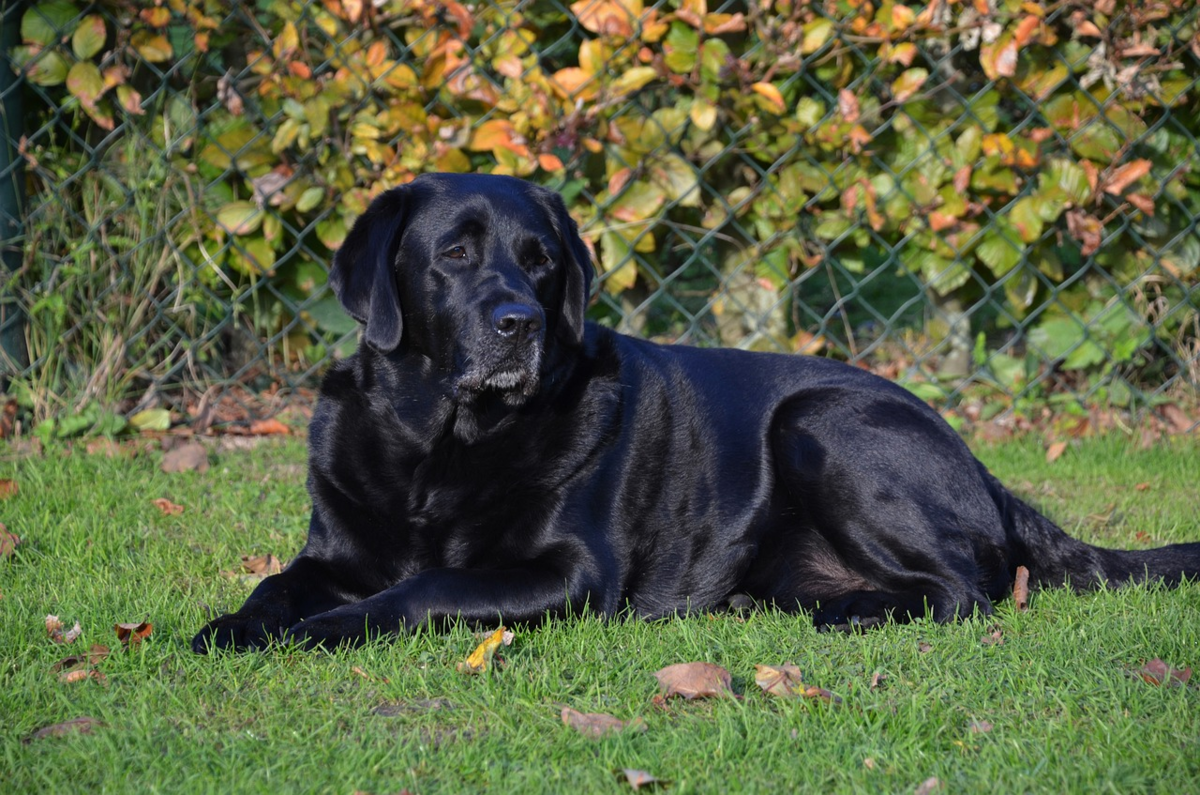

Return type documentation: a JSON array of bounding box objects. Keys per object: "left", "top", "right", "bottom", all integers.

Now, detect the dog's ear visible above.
[
  {"left": 547, "top": 195, "right": 594, "bottom": 346},
  {"left": 329, "top": 186, "right": 409, "bottom": 353}
]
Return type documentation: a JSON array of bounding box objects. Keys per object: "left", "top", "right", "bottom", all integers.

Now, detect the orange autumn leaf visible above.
[
  {"left": 457, "top": 626, "right": 513, "bottom": 673},
  {"left": 249, "top": 417, "right": 291, "bottom": 435},
  {"left": 152, "top": 498, "right": 184, "bottom": 516},
  {"left": 115, "top": 621, "right": 153, "bottom": 645},
  {"left": 1103, "top": 159, "right": 1152, "bottom": 195}
]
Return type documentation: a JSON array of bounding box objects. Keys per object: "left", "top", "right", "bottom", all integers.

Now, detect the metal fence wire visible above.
[{"left": 0, "top": 0, "right": 1197, "bottom": 431}]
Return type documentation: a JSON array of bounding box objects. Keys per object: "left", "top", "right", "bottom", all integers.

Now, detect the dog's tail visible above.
[{"left": 989, "top": 473, "right": 1200, "bottom": 590}]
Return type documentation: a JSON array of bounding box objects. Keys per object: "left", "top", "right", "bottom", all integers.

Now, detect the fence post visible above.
[{"left": 0, "top": 0, "right": 30, "bottom": 390}]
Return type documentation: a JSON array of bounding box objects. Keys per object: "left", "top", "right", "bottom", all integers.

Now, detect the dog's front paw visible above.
[
  {"left": 284, "top": 613, "right": 367, "bottom": 651},
  {"left": 191, "top": 612, "right": 288, "bottom": 654}
]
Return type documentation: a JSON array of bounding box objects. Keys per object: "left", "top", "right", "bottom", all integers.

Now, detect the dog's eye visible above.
[
  {"left": 535, "top": 254, "right": 551, "bottom": 267},
  {"left": 443, "top": 246, "right": 467, "bottom": 260}
]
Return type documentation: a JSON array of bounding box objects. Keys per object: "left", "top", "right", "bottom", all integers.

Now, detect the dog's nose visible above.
[{"left": 492, "top": 303, "right": 543, "bottom": 339}]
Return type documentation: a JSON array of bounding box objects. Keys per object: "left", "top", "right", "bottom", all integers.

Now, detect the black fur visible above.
[{"left": 192, "top": 173, "right": 1200, "bottom": 652}]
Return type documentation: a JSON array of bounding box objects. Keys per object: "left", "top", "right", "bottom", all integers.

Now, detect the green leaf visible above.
[
  {"left": 216, "top": 201, "right": 263, "bottom": 236},
  {"left": 1008, "top": 197, "right": 1045, "bottom": 243},
  {"left": 12, "top": 46, "right": 69, "bottom": 86},
  {"left": 663, "top": 22, "right": 698, "bottom": 74},
  {"left": 891, "top": 68, "right": 928, "bottom": 103},
  {"left": 71, "top": 14, "right": 107, "bottom": 60},
  {"left": 66, "top": 61, "right": 104, "bottom": 107},
  {"left": 976, "top": 223, "right": 1023, "bottom": 278},
  {"left": 306, "top": 296, "right": 358, "bottom": 335},
  {"left": 296, "top": 186, "right": 325, "bottom": 214},
  {"left": 611, "top": 66, "right": 657, "bottom": 96},
  {"left": 599, "top": 231, "right": 637, "bottom": 295},
  {"left": 21, "top": 1, "right": 79, "bottom": 46},
  {"left": 801, "top": 18, "right": 834, "bottom": 54},
  {"left": 649, "top": 154, "right": 700, "bottom": 207},
  {"left": 129, "top": 408, "right": 171, "bottom": 432},
  {"left": 1041, "top": 158, "right": 1092, "bottom": 206}
]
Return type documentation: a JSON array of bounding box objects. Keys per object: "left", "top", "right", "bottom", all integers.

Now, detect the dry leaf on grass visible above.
[
  {"left": 914, "top": 776, "right": 942, "bottom": 795},
  {"left": 24, "top": 716, "right": 104, "bottom": 743},
  {"left": 161, "top": 442, "right": 209, "bottom": 473},
  {"left": 918, "top": 642, "right": 933, "bottom": 654},
  {"left": 1045, "top": 440, "right": 1067, "bottom": 463},
  {"left": 249, "top": 418, "right": 291, "bottom": 435},
  {"left": 968, "top": 719, "right": 994, "bottom": 733},
  {"left": 1013, "top": 565, "right": 1030, "bottom": 611},
  {"left": 52, "top": 644, "right": 110, "bottom": 672},
  {"left": 46, "top": 615, "right": 82, "bottom": 644},
  {"left": 754, "top": 664, "right": 842, "bottom": 703},
  {"left": 114, "top": 621, "right": 153, "bottom": 645},
  {"left": 230, "top": 554, "right": 283, "bottom": 580},
  {"left": 653, "top": 661, "right": 734, "bottom": 700},
  {"left": 1, "top": 524, "right": 22, "bottom": 558},
  {"left": 1138, "top": 658, "right": 1192, "bottom": 687},
  {"left": 619, "top": 768, "right": 665, "bottom": 791},
  {"left": 870, "top": 671, "right": 887, "bottom": 689},
  {"left": 561, "top": 706, "right": 647, "bottom": 739},
  {"left": 351, "top": 665, "right": 390, "bottom": 684},
  {"left": 152, "top": 498, "right": 184, "bottom": 515},
  {"left": 980, "top": 626, "right": 1004, "bottom": 646},
  {"left": 0, "top": 479, "right": 17, "bottom": 499},
  {"left": 457, "top": 626, "right": 513, "bottom": 674}
]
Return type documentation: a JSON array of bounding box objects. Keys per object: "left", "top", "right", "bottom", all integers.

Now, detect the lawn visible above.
[{"left": 1, "top": 434, "right": 1198, "bottom": 793}]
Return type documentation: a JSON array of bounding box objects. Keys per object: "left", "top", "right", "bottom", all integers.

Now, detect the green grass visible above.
[{"left": 2, "top": 435, "right": 1198, "bottom": 793}]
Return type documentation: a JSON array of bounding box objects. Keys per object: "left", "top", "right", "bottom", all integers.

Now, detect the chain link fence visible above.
[{"left": 1, "top": 0, "right": 1197, "bottom": 433}]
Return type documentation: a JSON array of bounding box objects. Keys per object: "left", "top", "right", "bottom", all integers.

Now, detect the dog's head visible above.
[{"left": 330, "top": 173, "right": 594, "bottom": 407}]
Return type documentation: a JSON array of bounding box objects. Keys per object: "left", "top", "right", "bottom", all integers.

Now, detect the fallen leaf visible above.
[
  {"left": 1138, "top": 658, "right": 1192, "bottom": 687},
  {"left": 561, "top": 706, "right": 647, "bottom": 739},
  {"left": 59, "top": 667, "right": 106, "bottom": 684},
  {"left": 981, "top": 626, "right": 1004, "bottom": 645},
  {"left": 915, "top": 777, "right": 942, "bottom": 795},
  {"left": 46, "top": 615, "right": 82, "bottom": 644},
  {"left": 968, "top": 719, "right": 994, "bottom": 733},
  {"left": 863, "top": 757, "right": 876, "bottom": 770},
  {"left": 870, "top": 671, "right": 887, "bottom": 689},
  {"left": 152, "top": 498, "right": 184, "bottom": 515},
  {"left": 0, "top": 479, "right": 17, "bottom": 499},
  {"left": 754, "top": 664, "right": 842, "bottom": 703},
  {"left": 1160, "top": 404, "right": 1194, "bottom": 434},
  {"left": 25, "top": 717, "right": 104, "bottom": 743},
  {"left": 161, "top": 442, "right": 208, "bottom": 473},
  {"left": 248, "top": 418, "right": 291, "bottom": 435},
  {"left": 1045, "top": 440, "right": 1067, "bottom": 463},
  {"left": 240, "top": 554, "right": 283, "bottom": 576},
  {"left": 0, "top": 524, "right": 21, "bottom": 558},
  {"left": 653, "top": 661, "right": 734, "bottom": 700},
  {"left": 918, "top": 642, "right": 933, "bottom": 654},
  {"left": 1134, "top": 482, "right": 1151, "bottom": 492},
  {"left": 115, "top": 621, "right": 153, "bottom": 645},
  {"left": 52, "top": 644, "right": 110, "bottom": 672},
  {"left": 457, "top": 626, "right": 512, "bottom": 674},
  {"left": 1013, "top": 565, "right": 1030, "bottom": 611},
  {"left": 351, "top": 665, "right": 390, "bottom": 683},
  {"left": 619, "top": 768, "right": 665, "bottom": 791}
]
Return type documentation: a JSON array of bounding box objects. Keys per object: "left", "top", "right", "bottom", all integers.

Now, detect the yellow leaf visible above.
[
  {"left": 612, "top": 66, "right": 657, "bottom": 96},
  {"left": 273, "top": 21, "right": 299, "bottom": 60},
  {"left": 751, "top": 82, "right": 786, "bottom": 114},
  {"left": 891, "top": 68, "right": 928, "bottom": 103},
  {"left": 538, "top": 153, "right": 564, "bottom": 171},
  {"left": 690, "top": 98, "right": 717, "bottom": 131},
  {"left": 891, "top": 4, "right": 915, "bottom": 32},
  {"left": 801, "top": 18, "right": 834, "bottom": 55},
  {"left": 467, "top": 119, "right": 517, "bottom": 152},
  {"left": 570, "top": 0, "right": 643, "bottom": 37},
  {"left": 980, "top": 34, "right": 1018, "bottom": 80},
  {"left": 131, "top": 31, "right": 173, "bottom": 63},
  {"left": 549, "top": 67, "right": 598, "bottom": 100},
  {"left": 457, "top": 627, "right": 512, "bottom": 674}
]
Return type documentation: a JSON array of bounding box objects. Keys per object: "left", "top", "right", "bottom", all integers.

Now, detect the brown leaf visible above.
[
  {"left": 953, "top": 165, "right": 972, "bottom": 195},
  {"left": 161, "top": 442, "right": 209, "bottom": 473},
  {"left": 968, "top": 719, "right": 994, "bottom": 733},
  {"left": 1013, "top": 565, "right": 1030, "bottom": 611},
  {"left": 25, "top": 717, "right": 104, "bottom": 743},
  {"left": 0, "top": 479, "right": 17, "bottom": 499},
  {"left": 1159, "top": 404, "right": 1194, "bottom": 434},
  {"left": 1103, "top": 159, "right": 1152, "bottom": 195},
  {"left": 240, "top": 554, "right": 283, "bottom": 576},
  {"left": 152, "top": 498, "right": 184, "bottom": 516},
  {"left": 457, "top": 626, "right": 513, "bottom": 674},
  {"left": 0, "top": 524, "right": 21, "bottom": 558},
  {"left": 918, "top": 642, "right": 933, "bottom": 654},
  {"left": 653, "top": 661, "right": 734, "bottom": 700},
  {"left": 619, "top": 769, "right": 665, "bottom": 791},
  {"left": 1134, "top": 482, "right": 1151, "bottom": 492},
  {"left": 46, "top": 615, "right": 82, "bottom": 644},
  {"left": 115, "top": 621, "right": 153, "bottom": 645},
  {"left": 1045, "top": 440, "right": 1067, "bottom": 463},
  {"left": 561, "top": 706, "right": 647, "bottom": 739},
  {"left": 248, "top": 418, "right": 291, "bottom": 436},
  {"left": 1066, "top": 210, "right": 1103, "bottom": 257},
  {"left": 837, "top": 88, "right": 860, "bottom": 122},
  {"left": 1138, "top": 658, "right": 1192, "bottom": 687},
  {"left": 1125, "top": 193, "right": 1155, "bottom": 217},
  {"left": 52, "top": 644, "right": 110, "bottom": 672},
  {"left": 754, "top": 664, "right": 842, "bottom": 703},
  {"left": 980, "top": 627, "right": 1004, "bottom": 645},
  {"left": 0, "top": 399, "right": 15, "bottom": 439},
  {"left": 59, "top": 667, "right": 106, "bottom": 684},
  {"left": 914, "top": 777, "right": 942, "bottom": 795},
  {"left": 870, "top": 671, "right": 887, "bottom": 689},
  {"left": 351, "top": 665, "right": 390, "bottom": 684}
]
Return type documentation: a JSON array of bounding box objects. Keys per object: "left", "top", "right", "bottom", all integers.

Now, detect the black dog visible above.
[{"left": 193, "top": 173, "right": 1199, "bottom": 652}]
